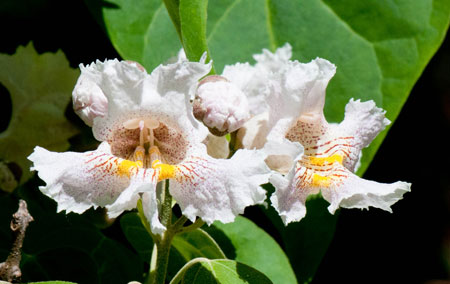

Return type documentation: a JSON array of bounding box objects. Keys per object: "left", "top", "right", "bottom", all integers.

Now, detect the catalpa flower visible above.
[
  {"left": 225, "top": 44, "right": 411, "bottom": 224},
  {"left": 28, "top": 56, "right": 270, "bottom": 234}
]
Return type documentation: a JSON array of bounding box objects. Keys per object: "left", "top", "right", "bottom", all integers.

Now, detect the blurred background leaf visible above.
[{"left": 0, "top": 44, "right": 79, "bottom": 186}]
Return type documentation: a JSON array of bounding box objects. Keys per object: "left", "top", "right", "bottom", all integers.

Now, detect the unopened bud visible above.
[
  {"left": 72, "top": 74, "right": 108, "bottom": 126},
  {"left": 193, "top": 75, "right": 250, "bottom": 136}
]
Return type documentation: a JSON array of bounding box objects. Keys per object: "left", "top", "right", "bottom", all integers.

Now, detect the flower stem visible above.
[
  {"left": 148, "top": 180, "right": 173, "bottom": 284},
  {"left": 143, "top": 180, "right": 206, "bottom": 284},
  {"left": 160, "top": 180, "right": 172, "bottom": 228}
]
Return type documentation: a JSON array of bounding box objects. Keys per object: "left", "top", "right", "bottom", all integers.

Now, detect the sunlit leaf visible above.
[
  {"left": 0, "top": 43, "right": 79, "bottom": 185},
  {"left": 179, "top": 0, "right": 214, "bottom": 72},
  {"left": 206, "top": 0, "right": 449, "bottom": 174},
  {"left": 84, "top": 0, "right": 182, "bottom": 70},
  {"left": 205, "top": 216, "right": 297, "bottom": 284},
  {"left": 170, "top": 258, "right": 273, "bottom": 284}
]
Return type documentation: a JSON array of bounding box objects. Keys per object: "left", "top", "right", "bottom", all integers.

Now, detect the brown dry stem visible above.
[{"left": 0, "top": 200, "right": 33, "bottom": 282}]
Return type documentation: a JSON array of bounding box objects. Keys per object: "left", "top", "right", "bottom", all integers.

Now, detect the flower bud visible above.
[
  {"left": 72, "top": 73, "right": 108, "bottom": 127},
  {"left": 193, "top": 75, "right": 250, "bottom": 136}
]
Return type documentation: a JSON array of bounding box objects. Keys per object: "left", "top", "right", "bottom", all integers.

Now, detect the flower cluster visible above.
[
  {"left": 220, "top": 44, "right": 411, "bottom": 224},
  {"left": 28, "top": 44, "right": 410, "bottom": 233},
  {"left": 28, "top": 55, "right": 270, "bottom": 235}
]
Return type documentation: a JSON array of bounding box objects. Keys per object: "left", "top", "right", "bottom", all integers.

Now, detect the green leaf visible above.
[
  {"left": 0, "top": 183, "right": 143, "bottom": 284},
  {"left": 0, "top": 43, "right": 79, "bottom": 185},
  {"left": 163, "top": 0, "right": 182, "bottom": 38},
  {"left": 120, "top": 212, "right": 154, "bottom": 261},
  {"left": 26, "top": 281, "right": 78, "bottom": 284},
  {"left": 206, "top": 0, "right": 449, "bottom": 174},
  {"left": 91, "top": 0, "right": 450, "bottom": 173},
  {"left": 84, "top": 0, "right": 182, "bottom": 70},
  {"left": 119, "top": 212, "right": 227, "bottom": 281},
  {"left": 204, "top": 216, "right": 297, "bottom": 284},
  {"left": 172, "top": 229, "right": 226, "bottom": 260},
  {"left": 179, "top": 0, "right": 214, "bottom": 72},
  {"left": 170, "top": 258, "right": 273, "bottom": 284}
]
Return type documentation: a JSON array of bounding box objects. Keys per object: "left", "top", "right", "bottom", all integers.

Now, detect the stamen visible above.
[
  {"left": 123, "top": 118, "right": 141, "bottom": 129},
  {"left": 144, "top": 118, "right": 159, "bottom": 130},
  {"left": 149, "top": 146, "right": 176, "bottom": 181},
  {"left": 133, "top": 146, "right": 145, "bottom": 168},
  {"left": 149, "top": 146, "right": 162, "bottom": 166},
  {"left": 149, "top": 128, "right": 154, "bottom": 147},
  {"left": 139, "top": 120, "right": 146, "bottom": 147}
]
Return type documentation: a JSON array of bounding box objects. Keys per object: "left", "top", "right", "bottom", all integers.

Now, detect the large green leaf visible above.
[
  {"left": 84, "top": 0, "right": 182, "bottom": 70},
  {"left": 0, "top": 182, "right": 143, "bottom": 284},
  {"left": 0, "top": 43, "right": 79, "bottom": 185},
  {"left": 204, "top": 216, "right": 297, "bottom": 284},
  {"left": 206, "top": 0, "right": 450, "bottom": 174},
  {"left": 170, "top": 258, "right": 273, "bottom": 284},
  {"left": 179, "top": 0, "right": 214, "bottom": 72}
]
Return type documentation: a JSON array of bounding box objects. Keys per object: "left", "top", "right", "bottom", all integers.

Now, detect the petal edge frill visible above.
[
  {"left": 169, "top": 149, "right": 271, "bottom": 225},
  {"left": 28, "top": 144, "right": 157, "bottom": 218},
  {"left": 322, "top": 169, "right": 411, "bottom": 214}
]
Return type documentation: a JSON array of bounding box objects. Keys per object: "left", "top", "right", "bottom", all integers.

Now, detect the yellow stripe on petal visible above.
[
  {"left": 152, "top": 159, "right": 177, "bottom": 181},
  {"left": 311, "top": 173, "right": 331, "bottom": 187},
  {"left": 308, "top": 153, "right": 343, "bottom": 166},
  {"left": 117, "top": 160, "right": 140, "bottom": 177}
]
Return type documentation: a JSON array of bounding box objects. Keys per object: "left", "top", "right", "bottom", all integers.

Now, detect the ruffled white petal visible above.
[
  {"left": 338, "top": 99, "right": 391, "bottom": 149},
  {"left": 106, "top": 169, "right": 158, "bottom": 218},
  {"left": 169, "top": 149, "right": 270, "bottom": 225},
  {"left": 142, "top": 190, "right": 166, "bottom": 235},
  {"left": 265, "top": 58, "right": 336, "bottom": 139},
  {"left": 322, "top": 169, "right": 411, "bottom": 214},
  {"left": 252, "top": 43, "right": 292, "bottom": 72},
  {"left": 270, "top": 166, "right": 318, "bottom": 225},
  {"left": 237, "top": 58, "right": 336, "bottom": 155},
  {"left": 28, "top": 143, "right": 157, "bottom": 217},
  {"left": 262, "top": 138, "right": 303, "bottom": 174},
  {"left": 88, "top": 58, "right": 210, "bottom": 163}
]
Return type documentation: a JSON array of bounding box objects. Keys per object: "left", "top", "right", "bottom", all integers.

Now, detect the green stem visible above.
[
  {"left": 160, "top": 180, "right": 172, "bottom": 228},
  {"left": 227, "top": 131, "right": 238, "bottom": 158},
  {"left": 152, "top": 232, "right": 174, "bottom": 284},
  {"left": 142, "top": 180, "right": 206, "bottom": 284},
  {"left": 178, "top": 218, "right": 205, "bottom": 234},
  {"left": 147, "top": 180, "right": 174, "bottom": 284}
]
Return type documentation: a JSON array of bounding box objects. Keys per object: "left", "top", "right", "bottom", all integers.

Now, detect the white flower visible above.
[
  {"left": 193, "top": 75, "right": 250, "bottom": 136},
  {"left": 225, "top": 44, "right": 411, "bottom": 225},
  {"left": 28, "top": 55, "right": 270, "bottom": 234}
]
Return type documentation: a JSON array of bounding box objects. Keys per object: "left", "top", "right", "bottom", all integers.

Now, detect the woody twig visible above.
[{"left": 0, "top": 200, "right": 33, "bottom": 282}]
